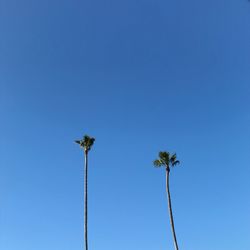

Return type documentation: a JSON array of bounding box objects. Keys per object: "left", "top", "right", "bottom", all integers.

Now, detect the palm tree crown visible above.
[
  {"left": 153, "top": 151, "right": 180, "bottom": 171},
  {"left": 75, "top": 135, "right": 95, "bottom": 153}
]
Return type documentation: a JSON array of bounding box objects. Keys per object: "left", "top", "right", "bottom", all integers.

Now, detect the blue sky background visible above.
[{"left": 1, "top": 0, "right": 250, "bottom": 249}]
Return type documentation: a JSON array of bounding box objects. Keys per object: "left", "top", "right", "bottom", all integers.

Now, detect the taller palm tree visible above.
[
  {"left": 154, "top": 151, "right": 180, "bottom": 250},
  {"left": 75, "top": 135, "right": 95, "bottom": 250}
]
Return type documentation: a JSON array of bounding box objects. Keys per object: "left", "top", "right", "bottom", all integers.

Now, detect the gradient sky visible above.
[{"left": 1, "top": 0, "right": 250, "bottom": 250}]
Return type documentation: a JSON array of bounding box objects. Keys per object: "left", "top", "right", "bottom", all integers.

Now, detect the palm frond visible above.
[
  {"left": 153, "top": 159, "right": 163, "bottom": 167},
  {"left": 89, "top": 138, "right": 95, "bottom": 146},
  {"left": 170, "top": 153, "right": 177, "bottom": 162},
  {"left": 172, "top": 160, "right": 180, "bottom": 166},
  {"left": 84, "top": 135, "right": 90, "bottom": 141},
  {"left": 170, "top": 153, "right": 180, "bottom": 167}
]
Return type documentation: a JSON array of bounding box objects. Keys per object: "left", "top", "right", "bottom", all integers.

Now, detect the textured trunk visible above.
[
  {"left": 84, "top": 151, "right": 88, "bottom": 250},
  {"left": 166, "top": 169, "right": 179, "bottom": 250}
]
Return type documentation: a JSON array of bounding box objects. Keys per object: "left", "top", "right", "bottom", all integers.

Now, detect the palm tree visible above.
[
  {"left": 153, "top": 151, "right": 180, "bottom": 250},
  {"left": 75, "top": 135, "right": 95, "bottom": 250}
]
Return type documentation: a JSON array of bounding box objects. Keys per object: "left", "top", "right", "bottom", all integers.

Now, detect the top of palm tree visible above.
[
  {"left": 75, "top": 135, "right": 95, "bottom": 152},
  {"left": 153, "top": 151, "right": 180, "bottom": 171}
]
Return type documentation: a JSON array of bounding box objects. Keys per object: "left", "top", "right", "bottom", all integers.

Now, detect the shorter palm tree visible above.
[
  {"left": 154, "top": 151, "right": 180, "bottom": 250},
  {"left": 75, "top": 135, "right": 95, "bottom": 250}
]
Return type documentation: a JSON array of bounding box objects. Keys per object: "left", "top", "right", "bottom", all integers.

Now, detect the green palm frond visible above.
[
  {"left": 170, "top": 153, "right": 180, "bottom": 167},
  {"left": 170, "top": 153, "right": 177, "bottom": 162},
  {"left": 83, "top": 135, "right": 90, "bottom": 142},
  {"left": 86, "top": 136, "right": 95, "bottom": 151},
  {"left": 172, "top": 160, "right": 180, "bottom": 167},
  {"left": 153, "top": 159, "right": 163, "bottom": 167}
]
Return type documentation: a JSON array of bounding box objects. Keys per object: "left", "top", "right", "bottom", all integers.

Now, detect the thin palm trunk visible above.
[
  {"left": 84, "top": 151, "right": 88, "bottom": 250},
  {"left": 166, "top": 169, "right": 179, "bottom": 250}
]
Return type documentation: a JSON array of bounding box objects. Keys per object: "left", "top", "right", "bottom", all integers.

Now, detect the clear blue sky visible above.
[{"left": 1, "top": 0, "right": 250, "bottom": 249}]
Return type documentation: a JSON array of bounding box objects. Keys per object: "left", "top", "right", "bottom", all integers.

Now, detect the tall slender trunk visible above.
[
  {"left": 84, "top": 151, "right": 88, "bottom": 250},
  {"left": 166, "top": 169, "right": 179, "bottom": 250}
]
